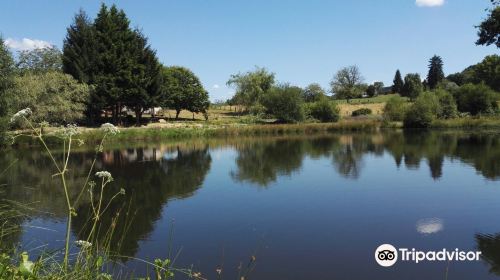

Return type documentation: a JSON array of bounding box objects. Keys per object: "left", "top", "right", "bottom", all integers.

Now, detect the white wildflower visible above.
[
  {"left": 10, "top": 108, "right": 32, "bottom": 123},
  {"left": 58, "top": 124, "right": 79, "bottom": 138},
  {"left": 100, "top": 123, "right": 120, "bottom": 135},
  {"left": 74, "top": 240, "right": 92, "bottom": 248},
  {"left": 95, "top": 171, "right": 113, "bottom": 182},
  {"left": 119, "top": 188, "right": 126, "bottom": 195}
]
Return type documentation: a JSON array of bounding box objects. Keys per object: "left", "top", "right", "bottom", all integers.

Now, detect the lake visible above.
[{"left": 1, "top": 130, "right": 500, "bottom": 279}]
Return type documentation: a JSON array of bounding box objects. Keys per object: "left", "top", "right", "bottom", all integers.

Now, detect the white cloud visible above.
[
  {"left": 416, "top": 0, "right": 444, "bottom": 7},
  {"left": 213, "top": 84, "right": 220, "bottom": 89},
  {"left": 4, "top": 38, "right": 53, "bottom": 51}
]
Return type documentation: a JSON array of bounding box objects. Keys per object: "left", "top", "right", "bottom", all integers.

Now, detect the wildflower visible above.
[
  {"left": 100, "top": 123, "right": 120, "bottom": 135},
  {"left": 58, "top": 124, "right": 79, "bottom": 138},
  {"left": 119, "top": 188, "right": 126, "bottom": 195},
  {"left": 10, "top": 108, "right": 32, "bottom": 123},
  {"left": 74, "top": 240, "right": 92, "bottom": 248},
  {"left": 95, "top": 171, "right": 113, "bottom": 182}
]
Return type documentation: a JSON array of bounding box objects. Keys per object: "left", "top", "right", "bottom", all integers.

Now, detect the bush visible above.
[
  {"left": 351, "top": 108, "right": 372, "bottom": 117},
  {"left": 454, "top": 83, "right": 499, "bottom": 115},
  {"left": 261, "top": 84, "right": 304, "bottom": 122},
  {"left": 5, "top": 72, "right": 90, "bottom": 126},
  {"left": 307, "top": 100, "right": 340, "bottom": 122},
  {"left": 434, "top": 89, "right": 458, "bottom": 119},
  {"left": 403, "top": 92, "right": 440, "bottom": 128},
  {"left": 383, "top": 96, "right": 407, "bottom": 121}
]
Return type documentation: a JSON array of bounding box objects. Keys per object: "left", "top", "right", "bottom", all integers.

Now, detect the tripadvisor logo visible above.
[{"left": 375, "top": 244, "right": 482, "bottom": 267}]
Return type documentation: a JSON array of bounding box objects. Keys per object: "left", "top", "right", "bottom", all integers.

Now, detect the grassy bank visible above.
[{"left": 9, "top": 116, "right": 500, "bottom": 147}]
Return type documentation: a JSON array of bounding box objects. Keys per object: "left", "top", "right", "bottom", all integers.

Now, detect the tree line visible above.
[{"left": 0, "top": 4, "right": 209, "bottom": 128}]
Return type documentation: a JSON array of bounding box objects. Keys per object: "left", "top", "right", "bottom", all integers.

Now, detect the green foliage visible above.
[
  {"left": 454, "top": 83, "right": 499, "bottom": 115},
  {"left": 227, "top": 67, "right": 275, "bottom": 107},
  {"left": 352, "top": 108, "right": 372, "bottom": 117},
  {"left": 403, "top": 92, "right": 440, "bottom": 128},
  {"left": 434, "top": 89, "right": 458, "bottom": 119},
  {"left": 427, "top": 55, "right": 445, "bottom": 90},
  {"left": 330, "top": 65, "right": 365, "bottom": 101},
  {"left": 402, "top": 73, "right": 423, "bottom": 100},
  {"left": 161, "top": 66, "right": 209, "bottom": 119},
  {"left": 366, "top": 85, "right": 376, "bottom": 97},
  {"left": 5, "top": 72, "right": 90, "bottom": 125},
  {"left": 306, "top": 99, "right": 340, "bottom": 122},
  {"left": 302, "top": 83, "right": 326, "bottom": 102},
  {"left": 447, "top": 55, "right": 500, "bottom": 92},
  {"left": 16, "top": 46, "right": 62, "bottom": 74},
  {"left": 471, "top": 55, "right": 500, "bottom": 92},
  {"left": 261, "top": 84, "right": 304, "bottom": 123},
  {"left": 476, "top": 6, "right": 500, "bottom": 48},
  {"left": 0, "top": 36, "right": 14, "bottom": 118},
  {"left": 392, "top": 70, "right": 404, "bottom": 94},
  {"left": 383, "top": 96, "right": 408, "bottom": 121},
  {"left": 62, "top": 9, "right": 97, "bottom": 84}
]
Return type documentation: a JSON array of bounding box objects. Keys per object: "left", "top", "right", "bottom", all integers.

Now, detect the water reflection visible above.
[
  {"left": 0, "top": 130, "right": 499, "bottom": 259},
  {"left": 476, "top": 233, "right": 500, "bottom": 275}
]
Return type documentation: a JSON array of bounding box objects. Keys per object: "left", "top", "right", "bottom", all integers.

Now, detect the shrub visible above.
[
  {"left": 403, "top": 92, "right": 440, "bottom": 128},
  {"left": 261, "top": 84, "right": 304, "bottom": 122},
  {"left": 351, "top": 108, "right": 372, "bottom": 117},
  {"left": 434, "top": 89, "right": 458, "bottom": 119},
  {"left": 454, "top": 83, "right": 499, "bottom": 115},
  {"left": 5, "top": 72, "right": 90, "bottom": 125},
  {"left": 307, "top": 99, "right": 340, "bottom": 122},
  {"left": 383, "top": 96, "right": 407, "bottom": 121}
]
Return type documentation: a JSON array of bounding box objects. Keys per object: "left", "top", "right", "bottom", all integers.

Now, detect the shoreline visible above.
[{"left": 8, "top": 117, "right": 500, "bottom": 147}]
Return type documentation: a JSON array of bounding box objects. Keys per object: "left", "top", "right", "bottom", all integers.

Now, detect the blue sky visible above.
[{"left": 0, "top": 0, "right": 497, "bottom": 101}]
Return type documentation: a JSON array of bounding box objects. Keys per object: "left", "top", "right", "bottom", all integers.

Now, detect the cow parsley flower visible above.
[
  {"left": 10, "top": 108, "right": 32, "bottom": 123},
  {"left": 100, "top": 123, "right": 120, "bottom": 135},
  {"left": 95, "top": 171, "right": 113, "bottom": 182},
  {"left": 58, "top": 124, "right": 79, "bottom": 138}
]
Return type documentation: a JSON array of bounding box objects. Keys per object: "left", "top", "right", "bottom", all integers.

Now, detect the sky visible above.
[{"left": 0, "top": 0, "right": 497, "bottom": 101}]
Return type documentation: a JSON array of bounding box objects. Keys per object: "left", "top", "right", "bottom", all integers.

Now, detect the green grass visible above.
[{"left": 430, "top": 117, "right": 500, "bottom": 129}]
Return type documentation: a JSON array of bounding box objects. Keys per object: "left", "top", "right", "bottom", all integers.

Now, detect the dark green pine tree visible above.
[
  {"left": 392, "top": 70, "right": 404, "bottom": 94},
  {"left": 124, "top": 30, "right": 163, "bottom": 126},
  {"left": 62, "top": 9, "right": 99, "bottom": 123},
  {"left": 93, "top": 3, "right": 137, "bottom": 124},
  {"left": 62, "top": 9, "right": 96, "bottom": 84},
  {"left": 427, "top": 55, "right": 445, "bottom": 90}
]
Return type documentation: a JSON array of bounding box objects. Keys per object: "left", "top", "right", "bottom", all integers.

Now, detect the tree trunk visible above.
[
  {"left": 192, "top": 112, "right": 195, "bottom": 120},
  {"left": 135, "top": 108, "right": 142, "bottom": 127},
  {"left": 175, "top": 109, "right": 180, "bottom": 120}
]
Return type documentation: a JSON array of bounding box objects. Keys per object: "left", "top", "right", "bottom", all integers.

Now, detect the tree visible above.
[
  {"left": 402, "top": 73, "right": 423, "bottom": 101},
  {"left": 227, "top": 67, "right": 275, "bottom": 108},
  {"left": 366, "top": 85, "right": 376, "bottom": 97},
  {"left": 302, "top": 83, "right": 326, "bottom": 102},
  {"left": 16, "top": 46, "right": 62, "bottom": 74},
  {"left": 260, "top": 84, "right": 304, "bottom": 123},
  {"left": 330, "top": 65, "right": 364, "bottom": 102},
  {"left": 392, "top": 70, "right": 404, "bottom": 94},
  {"left": 427, "top": 55, "right": 445, "bottom": 90},
  {"left": 5, "top": 72, "right": 90, "bottom": 125},
  {"left": 124, "top": 32, "right": 163, "bottom": 126},
  {"left": 476, "top": 4, "right": 500, "bottom": 48},
  {"left": 62, "top": 9, "right": 97, "bottom": 84},
  {"left": 0, "top": 36, "right": 15, "bottom": 143},
  {"left": 471, "top": 55, "right": 500, "bottom": 92},
  {"left": 161, "top": 66, "right": 208, "bottom": 119},
  {"left": 91, "top": 3, "right": 140, "bottom": 124},
  {"left": 374, "top": 82, "right": 384, "bottom": 94},
  {"left": 0, "top": 36, "right": 14, "bottom": 118},
  {"left": 454, "top": 83, "right": 498, "bottom": 115}
]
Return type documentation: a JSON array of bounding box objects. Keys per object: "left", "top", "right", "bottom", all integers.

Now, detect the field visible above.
[{"left": 164, "top": 94, "right": 401, "bottom": 122}]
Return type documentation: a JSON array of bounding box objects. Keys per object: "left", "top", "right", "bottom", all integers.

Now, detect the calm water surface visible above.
[{"left": 1, "top": 130, "right": 500, "bottom": 279}]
